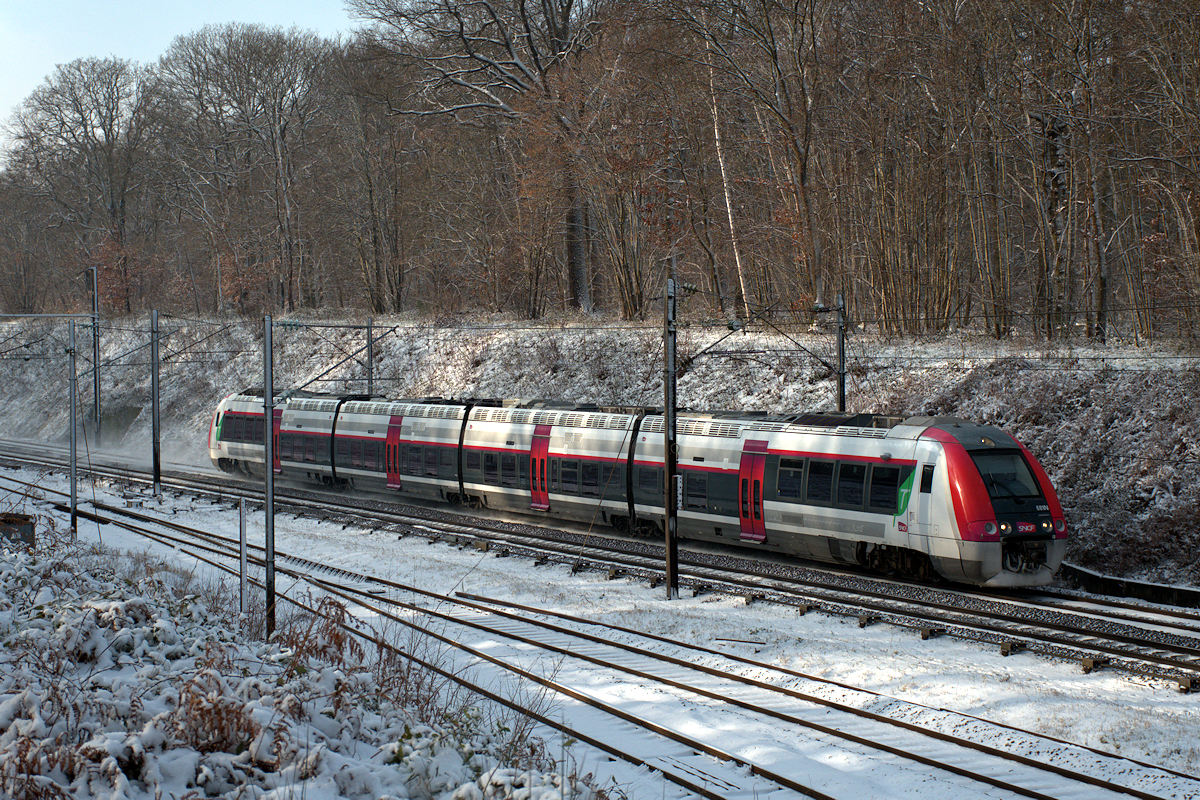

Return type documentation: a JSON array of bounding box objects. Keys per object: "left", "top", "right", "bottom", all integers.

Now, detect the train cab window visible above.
[
  {"left": 501, "top": 453, "right": 517, "bottom": 486},
  {"left": 483, "top": 453, "right": 499, "bottom": 484},
  {"left": 425, "top": 448, "right": 440, "bottom": 476},
  {"left": 867, "top": 466, "right": 901, "bottom": 513},
  {"left": 805, "top": 460, "right": 834, "bottom": 504},
  {"left": 685, "top": 472, "right": 707, "bottom": 509},
  {"left": 581, "top": 462, "right": 599, "bottom": 497},
  {"left": 920, "top": 464, "right": 935, "bottom": 494},
  {"left": 561, "top": 460, "right": 579, "bottom": 493},
  {"left": 215, "top": 413, "right": 223, "bottom": 439},
  {"left": 465, "top": 450, "right": 481, "bottom": 472},
  {"left": 836, "top": 463, "right": 867, "bottom": 509},
  {"left": 777, "top": 458, "right": 805, "bottom": 499}
]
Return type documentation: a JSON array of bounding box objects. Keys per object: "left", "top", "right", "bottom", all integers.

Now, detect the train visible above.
[{"left": 208, "top": 390, "right": 1067, "bottom": 587}]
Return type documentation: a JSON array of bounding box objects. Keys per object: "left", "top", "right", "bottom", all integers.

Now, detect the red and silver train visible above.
[{"left": 209, "top": 390, "right": 1067, "bottom": 587}]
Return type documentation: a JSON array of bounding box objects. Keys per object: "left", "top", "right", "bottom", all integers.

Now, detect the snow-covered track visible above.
[
  {"left": 4, "top": 440, "right": 1200, "bottom": 692},
  {"left": 7, "top": 472, "right": 1196, "bottom": 800}
]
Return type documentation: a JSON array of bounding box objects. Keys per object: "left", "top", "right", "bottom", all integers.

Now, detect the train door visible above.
[
  {"left": 271, "top": 409, "right": 283, "bottom": 473},
  {"left": 386, "top": 415, "right": 404, "bottom": 489},
  {"left": 738, "top": 439, "right": 769, "bottom": 542},
  {"left": 530, "top": 424, "right": 551, "bottom": 510}
]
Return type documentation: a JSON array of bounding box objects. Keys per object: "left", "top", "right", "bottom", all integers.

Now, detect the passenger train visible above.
[{"left": 208, "top": 391, "right": 1067, "bottom": 587}]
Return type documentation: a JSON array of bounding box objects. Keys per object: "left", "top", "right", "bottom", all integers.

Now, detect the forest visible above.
[{"left": 1, "top": 0, "right": 1198, "bottom": 341}]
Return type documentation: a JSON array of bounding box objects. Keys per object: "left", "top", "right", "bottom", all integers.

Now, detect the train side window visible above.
[
  {"left": 685, "top": 472, "right": 707, "bottom": 509},
  {"left": 465, "top": 449, "right": 481, "bottom": 472},
  {"left": 580, "top": 462, "right": 599, "bottom": 496},
  {"left": 365, "top": 442, "right": 379, "bottom": 470},
  {"left": 836, "top": 463, "right": 866, "bottom": 509},
  {"left": 867, "top": 466, "right": 901, "bottom": 513},
  {"left": 777, "top": 458, "right": 805, "bottom": 499},
  {"left": 440, "top": 447, "right": 455, "bottom": 468},
  {"left": 550, "top": 459, "right": 559, "bottom": 490},
  {"left": 305, "top": 438, "right": 316, "bottom": 463},
  {"left": 561, "top": 460, "right": 579, "bottom": 493},
  {"left": 603, "top": 465, "right": 625, "bottom": 499},
  {"left": 501, "top": 453, "right": 517, "bottom": 486},
  {"left": 805, "top": 460, "right": 834, "bottom": 504},
  {"left": 517, "top": 454, "right": 529, "bottom": 484},
  {"left": 638, "top": 467, "right": 660, "bottom": 494},
  {"left": 920, "top": 464, "right": 935, "bottom": 493},
  {"left": 425, "top": 448, "right": 439, "bottom": 476},
  {"left": 351, "top": 441, "right": 363, "bottom": 468},
  {"left": 406, "top": 445, "right": 422, "bottom": 474},
  {"left": 483, "top": 453, "right": 499, "bottom": 484},
  {"left": 215, "top": 413, "right": 223, "bottom": 439}
]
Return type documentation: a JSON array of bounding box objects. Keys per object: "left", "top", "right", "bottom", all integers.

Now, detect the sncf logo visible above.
[{"left": 1017, "top": 522, "right": 1036, "bottom": 534}]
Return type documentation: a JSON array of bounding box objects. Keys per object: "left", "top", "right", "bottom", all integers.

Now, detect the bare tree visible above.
[
  {"left": 10, "top": 57, "right": 160, "bottom": 312},
  {"left": 349, "top": 0, "right": 612, "bottom": 312}
]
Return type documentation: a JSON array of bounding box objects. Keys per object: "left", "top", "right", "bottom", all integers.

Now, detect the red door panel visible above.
[
  {"left": 738, "top": 439, "right": 769, "bottom": 542},
  {"left": 530, "top": 424, "right": 551, "bottom": 510},
  {"left": 386, "top": 415, "right": 404, "bottom": 489}
]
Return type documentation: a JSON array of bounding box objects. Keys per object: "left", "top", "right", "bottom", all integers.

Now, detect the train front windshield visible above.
[{"left": 970, "top": 450, "right": 1044, "bottom": 514}]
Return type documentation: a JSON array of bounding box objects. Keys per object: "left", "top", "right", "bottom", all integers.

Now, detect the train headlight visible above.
[
  {"left": 984, "top": 522, "right": 998, "bottom": 536},
  {"left": 1041, "top": 521, "right": 1053, "bottom": 531},
  {"left": 999, "top": 522, "right": 1012, "bottom": 534}
]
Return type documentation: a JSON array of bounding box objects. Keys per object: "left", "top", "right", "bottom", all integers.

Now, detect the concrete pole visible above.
[
  {"left": 366, "top": 317, "right": 374, "bottom": 396},
  {"left": 91, "top": 267, "right": 101, "bottom": 446},
  {"left": 69, "top": 321, "right": 78, "bottom": 535},
  {"left": 663, "top": 276, "right": 679, "bottom": 600},
  {"left": 263, "top": 315, "right": 276, "bottom": 637},
  {"left": 239, "top": 498, "right": 248, "bottom": 615},
  {"left": 836, "top": 293, "right": 846, "bottom": 412},
  {"left": 151, "top": 310, "right": 161, "bottom": 496}
]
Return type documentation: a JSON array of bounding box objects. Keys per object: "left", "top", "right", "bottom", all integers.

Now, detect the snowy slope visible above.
[{"left": 0, "top": 314, "right": 1196, "bottom": 583}]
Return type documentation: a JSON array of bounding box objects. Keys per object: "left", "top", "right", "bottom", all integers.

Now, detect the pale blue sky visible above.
[{"left": 0, "top": 1, "right": 360, "bottom": 129}]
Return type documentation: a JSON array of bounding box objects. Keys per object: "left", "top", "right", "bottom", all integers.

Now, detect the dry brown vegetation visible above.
[{"left": 2, "top": 1, "right": 1198, "bottom": 341}]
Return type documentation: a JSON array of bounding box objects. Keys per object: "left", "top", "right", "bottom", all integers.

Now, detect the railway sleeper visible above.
[
  {"left": 1177, "top": 676, "right": 1199, "bottom": 694},
  {"left": 919, "top": 627, "right": 943, "bottom": 640},
  {"left": 1081, "top": 656, "right": 1110, "bottom": 674},
  {"left": 1000, "top": 640, "right": 1023, "bottom": 657}
]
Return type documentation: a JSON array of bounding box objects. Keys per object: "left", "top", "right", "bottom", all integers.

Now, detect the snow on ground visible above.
[
  {"left": 0, "top": 474, "right": 628, "bottom": 800},
  {"left": 1, "top": 315, "right": 1197, "bottom": 584},
  {"left": 2, "top": 466, "right": 1197, "bottom": 799}
]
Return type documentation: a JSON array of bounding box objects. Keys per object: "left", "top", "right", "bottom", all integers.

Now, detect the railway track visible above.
[
  {"left": 3, "top": 470, "right": 1197, "bottom": 799},
  {"left": 3, "top": 439, "right": 1200, "bottom": 693}
]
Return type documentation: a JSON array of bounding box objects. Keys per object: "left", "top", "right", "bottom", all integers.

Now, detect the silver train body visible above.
[{"left": 209, "top": 392, "right": 1067, "bottom": 587}]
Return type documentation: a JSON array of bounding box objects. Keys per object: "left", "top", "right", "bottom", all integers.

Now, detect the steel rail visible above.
[
  {"left": 18, "top": 483, "right": 1176, "bottom": 800},
  {"left": 4, "top": 444, "right": 1200, "bottom": 687}
]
